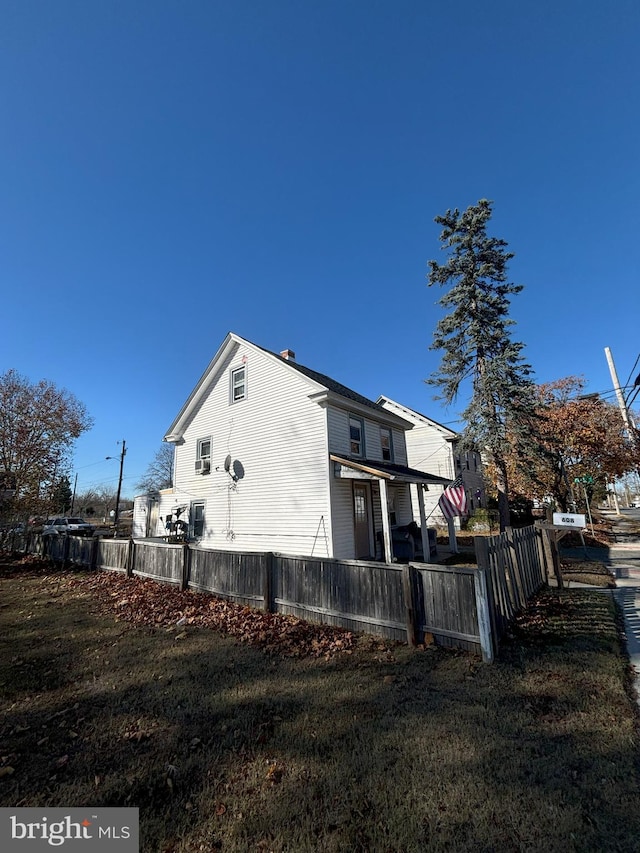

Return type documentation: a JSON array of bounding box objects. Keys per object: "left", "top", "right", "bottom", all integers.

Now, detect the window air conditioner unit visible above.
[{"left": 195, "top": 459, "right": 211, "bottom": 474}]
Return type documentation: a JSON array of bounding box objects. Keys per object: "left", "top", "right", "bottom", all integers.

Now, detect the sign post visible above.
[{"left": 574, "top": 475, "right": 595, "bottom": 535}]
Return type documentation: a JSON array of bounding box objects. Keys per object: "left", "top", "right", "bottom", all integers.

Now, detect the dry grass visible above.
[
  {"left": 559, "top": 558, "right": 616, "bottom": 588},
  {"left": 2, "top": 555, "right": 640, "bottom": 852}
]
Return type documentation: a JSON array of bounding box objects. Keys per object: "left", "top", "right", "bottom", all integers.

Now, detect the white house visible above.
[
  {"left": 133, "top": 333, "right": 451, "bottom": 562},
  {"left": 377, "top": 397, "right": 486, "bottom": 527}
]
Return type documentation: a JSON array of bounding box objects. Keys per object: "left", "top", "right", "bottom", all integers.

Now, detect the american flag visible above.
[{"left": 438, "top": 476, "right": 468, "bottom": 520}]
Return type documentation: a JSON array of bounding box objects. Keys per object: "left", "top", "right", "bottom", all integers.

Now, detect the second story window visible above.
[
  {"left": 349, "top": 415, "right": 364, "bottom": 457},
  {"left": 380, "top": 427, "right": 393, "bottom": 462},
  {"left": 231, "top": 366, "right": 246, "bottom": 403}
]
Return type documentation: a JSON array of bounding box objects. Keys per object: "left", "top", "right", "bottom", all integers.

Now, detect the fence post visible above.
[
  {"left": 181, "top": 543, "right": 190, "bottom": 590},
  {"left": 402, "top": 564, "right": 418, "bottom": 646},
  {"left": 505, "top": 526, "right": 525, "bottom": 610},
  {"left": 90, "top": 537, "right": 99, "bottom": 571},
  {"left": 474, "top": 536, "right": 500, "bottom": 652},
  {"left": 62, "top": 533, "right": 70, "bottom": 567},
  {"left": 538, "top": 526, "right": 563, "bottom": 590},
  {"left": 534, "top": 523, "right": 549, "bottom": 585},
  {"left": 263, "top": 553, "right": 274, "bottom": 613},
  {"left": 473, "top": 567, "right": 494, "bottom": 664},
  {"left": 126, "top": 539, "right": 135, "bottom": 577}
]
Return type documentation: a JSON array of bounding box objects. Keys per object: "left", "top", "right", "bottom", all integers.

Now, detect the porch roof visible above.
[{"left": 330, "top": 455, "right": 452, "bottom": 486}]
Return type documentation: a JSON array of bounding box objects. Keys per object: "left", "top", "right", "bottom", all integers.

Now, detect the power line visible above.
[{"left": 623, "top": 353, "right": 640, "bottom": 398}]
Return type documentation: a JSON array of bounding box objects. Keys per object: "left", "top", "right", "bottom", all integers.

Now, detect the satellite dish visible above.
[{"left": 224, "top": 454, "right": 232, "bottom": 472}]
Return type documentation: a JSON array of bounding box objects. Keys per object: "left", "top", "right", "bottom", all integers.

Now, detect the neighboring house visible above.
[
  {"left": 377, "top": 397, "right": 486, "bottom": 527},
  {"left": 133, "top": 333, "right": 451, "bottom": 563}
]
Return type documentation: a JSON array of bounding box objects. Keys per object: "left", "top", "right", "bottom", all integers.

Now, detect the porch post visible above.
[
  {"left": 378, "top": 477, "right": 394, "bottom": 563},
  {"left": 447, "top": 517, "right": 459, "bottom": 554},
  {"left": 416, "top": 485, "right": 432, "bottom": 562}
]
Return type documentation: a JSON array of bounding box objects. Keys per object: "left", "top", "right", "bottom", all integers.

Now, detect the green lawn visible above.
[{"left": 1, "top": 555, "right": 639, "bottom": 852}]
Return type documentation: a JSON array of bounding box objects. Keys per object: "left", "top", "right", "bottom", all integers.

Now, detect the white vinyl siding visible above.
[
  {"left": 329, "top": 477, "right": 356, "bottom": 559},
  {"left": 379, "top": 397, "right": 484, "bottom": 526},
  {"left": 170, "top": 342, "right": 332, "bottom": 556},
  {"left": 328, "top": 408, "right": 410, "bottom": 466}
]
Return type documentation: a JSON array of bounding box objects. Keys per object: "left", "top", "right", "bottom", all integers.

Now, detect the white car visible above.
[{"left": 43, "top": 517, "right": 95, "bottom": 537}]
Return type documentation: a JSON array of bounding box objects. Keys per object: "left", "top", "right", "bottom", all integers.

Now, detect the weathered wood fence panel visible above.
[
  {"left": 67, "top": 536, "right": 95, "bottom": 568},
  {"left": 274, "top": 556, "right": 408, "bottom": 641},
  {"left": 474, "top": 525, "right": 547, "bottom": 648},
  {"left": 47, "top": 535, "right": 68, "bottom": 564},
  {"left": 189, "top": 548, "right": 267, "bottom": 608},
  {"left": 415, "top": 564, "right": 483, "bottom": 654},
  {"left": 133, "top": 540, "right": 183, "bottom": 585},
  {"left": 96, "top": 539, "right": 129, "bottom": 573},
  {"left": 2, "top": 524, "right": 549, "bottom": 661}
]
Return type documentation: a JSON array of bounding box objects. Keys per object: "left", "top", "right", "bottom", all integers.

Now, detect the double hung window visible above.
[
  {"left": 231, "top": 366, "right": 246, "bottom": 403},
  {"left": 198, "top": 438, "right": 211, "bottom": 461},
  {"left": 349, "top": 416, "right": 364, "bottom": 457},
  {"left": 380, "top": 428, "right": 393, "bottom": 462},
  {"left": 196, "top": 437, "right": 211, "bottom": 473}
]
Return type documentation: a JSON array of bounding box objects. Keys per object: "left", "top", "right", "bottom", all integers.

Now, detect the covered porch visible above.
[{"left": 330, "top": 454, "right": 452, "bottom": 564}]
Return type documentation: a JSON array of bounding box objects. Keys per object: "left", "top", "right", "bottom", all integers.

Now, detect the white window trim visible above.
[
  {"left": 197, "top": 437, "right": 212, "bottom": 460},
  {"left": 230, "top": 365, "right": 247, "bottom": 403},
  {"left": 349, "top": 414, "right": 365, "bottom": 458},
  {"left": 380, "top": 427, "right": 393, "bottom": 462},
  {"left": 190, "top": 500, "right": 206, "bottom": 538}
]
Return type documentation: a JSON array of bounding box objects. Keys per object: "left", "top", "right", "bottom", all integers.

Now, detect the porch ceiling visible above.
[{"left": 330, "top": 455, "right": 452, "bottom": 486}]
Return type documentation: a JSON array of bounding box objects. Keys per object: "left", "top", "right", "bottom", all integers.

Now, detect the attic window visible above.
[{"left": 231, "top": 366, "right": 246, "bottom": 403}]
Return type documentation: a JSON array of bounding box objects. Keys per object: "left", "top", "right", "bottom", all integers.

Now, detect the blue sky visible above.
[{"left": 2, "top": 0, "right": 639, "bottom": 497}]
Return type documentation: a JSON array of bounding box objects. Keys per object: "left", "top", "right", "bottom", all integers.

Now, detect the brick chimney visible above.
[{"left": 280, "top": 349, "right": 296, "bottom": 361}]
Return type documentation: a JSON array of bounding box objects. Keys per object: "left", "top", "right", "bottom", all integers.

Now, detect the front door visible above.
[{"left": 353, "top": 482, "right": 372, "bottom": 559}]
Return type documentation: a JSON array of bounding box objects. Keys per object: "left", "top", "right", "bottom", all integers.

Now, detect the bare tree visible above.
[
  {"left": 135, "top": 444, "right": 174, "bottom": 494},
  {"left": 0, "top": 369, "right": 92, "bottom": 522}
]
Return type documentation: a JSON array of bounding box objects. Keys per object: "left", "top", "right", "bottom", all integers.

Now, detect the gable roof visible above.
[
  {"left": 257, "top": 344, "right": 384, "bottom": 413},
  {"left": 165, "top": 333, "right": 410, "bottom": 441},
  {"left": 377, "top": 395, "right": 459, "bottom": 440}
]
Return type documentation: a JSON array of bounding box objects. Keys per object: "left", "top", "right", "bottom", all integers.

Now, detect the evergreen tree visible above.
[
  {"left": 427, "top": 199, "right": 535, "bottom": 530},
  {"left": 51, "top": 476, "right": 73, "bottom": 514}
]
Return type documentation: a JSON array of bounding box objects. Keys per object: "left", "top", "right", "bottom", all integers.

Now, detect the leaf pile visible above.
[{"left": 55, "top": 568, "right": 358, "bottom": 659}]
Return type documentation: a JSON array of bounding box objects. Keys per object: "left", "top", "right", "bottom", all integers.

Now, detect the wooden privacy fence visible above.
[
  {"left": 2, "top": 524, "right": 550, "bottom": 663},
  {"left": 474, "top": 525, "right": 548, "bottom": 651}
]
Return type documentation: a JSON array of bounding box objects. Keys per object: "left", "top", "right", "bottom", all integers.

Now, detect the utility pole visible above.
[
  {"left": 107, "top": 440, "right": 127, "bottom": 537},
  {"left": 605, "top": 347, "right": 636, "bottom": 437},
  {"left": 70, "top": 473, "right": 78, "bottom": 515}
]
